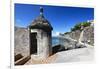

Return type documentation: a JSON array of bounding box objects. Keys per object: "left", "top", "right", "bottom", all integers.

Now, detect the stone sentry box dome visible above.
[{"left": 28, "top": 7, "right": 53, "bottom": 60}]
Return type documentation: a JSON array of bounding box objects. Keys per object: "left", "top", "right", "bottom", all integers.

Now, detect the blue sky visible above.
[{"left": 15, "top": 3, "right": 94, "bottom": 36}]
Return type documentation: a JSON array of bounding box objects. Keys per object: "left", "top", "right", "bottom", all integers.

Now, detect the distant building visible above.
[
  {"left": 28, "top": 7, "right": 53, "bottom": 60},
  {"left": 87, "top": 20, "right": 94, "bottom": 27}
]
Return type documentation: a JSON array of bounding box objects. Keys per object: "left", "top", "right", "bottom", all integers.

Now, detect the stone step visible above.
[{"left": 15, "top": 56, "right": 31, "bottom": 65}]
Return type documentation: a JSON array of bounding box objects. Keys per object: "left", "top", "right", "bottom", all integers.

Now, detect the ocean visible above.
[{"left": 52, "top": 37, "right": 60, "bottom": 46}]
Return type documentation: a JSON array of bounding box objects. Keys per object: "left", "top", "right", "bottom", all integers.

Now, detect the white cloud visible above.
[{"left": 52, "top": 31, "right": 60, "bottom": 36}]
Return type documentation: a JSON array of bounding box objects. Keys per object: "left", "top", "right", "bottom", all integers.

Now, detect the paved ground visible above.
[
  {"left": 52, "top": 46, "right": 94, "bottom": 63},
  {"left": 25, "top": 46, "right": 94, "bottom": 64}
]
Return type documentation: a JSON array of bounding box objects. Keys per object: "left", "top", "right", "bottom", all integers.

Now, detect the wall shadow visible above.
[
  {"left": 52, "top": 44, "right": 87, "bottom": 55},
  {"left": 52, "top": 44, "right": 65, "bottom": 55}
]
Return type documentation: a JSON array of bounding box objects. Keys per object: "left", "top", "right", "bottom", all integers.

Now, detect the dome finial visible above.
[{"left": 40, "top": 7, "right": 43, "bottom": 16}]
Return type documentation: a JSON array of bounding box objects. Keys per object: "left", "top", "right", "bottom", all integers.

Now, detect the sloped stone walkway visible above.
[
  {"left": 25, "top": 54, "right": 57, "bottom": 64},
  {"left": 25, "top": 47, "right": 94, "bottom": 65}
]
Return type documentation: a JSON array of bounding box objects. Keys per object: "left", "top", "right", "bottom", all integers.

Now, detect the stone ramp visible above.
[
  {"left": 25, "top": 47, "right": 94, "bottom": 65},
  {"left": 52, "top": 47, "right": 94, "bottom": 63},
  {"left": 25, "top": 54, "right": 57, "bottom": 65}
]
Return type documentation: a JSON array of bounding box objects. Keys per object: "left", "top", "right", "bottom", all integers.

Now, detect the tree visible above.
[{"left": 71, "top": 22, "right": 91, "bottom": 31}]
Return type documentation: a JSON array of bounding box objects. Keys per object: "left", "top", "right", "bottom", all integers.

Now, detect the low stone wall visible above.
[
  {"left": 15, "top": 27, "right": 30, "bottom": 57},
  {"left": 59, "top": 37, "right": 77, "bottom": 49}
]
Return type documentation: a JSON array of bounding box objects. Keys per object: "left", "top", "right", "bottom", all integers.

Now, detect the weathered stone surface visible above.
[
  {"left": 29, "top": 29, "right": 52, "bottom": 59},
  {"left": 25, "top": 47, "right": 94, "bottom": 64},
  {"left": 64, "top": 26, "right": 94, "bottom": 46},
  {"left": 82, "top": 26, "right": 94, "bottom": 46},
  {"left": 59, "top": 36, "right": 78, "bottom": 49},
  {"left": 69, "top": 30, "right": 81, "bottom": 40},
  {"left": 27, "top": 7, "right": 53, "bottom": 60},
  {"left": 52, "top": 47, "right": 94, "bottom": 63},
  {"left": 15, "top": 27, "right": 30, "bottom": 56}
]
